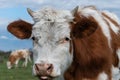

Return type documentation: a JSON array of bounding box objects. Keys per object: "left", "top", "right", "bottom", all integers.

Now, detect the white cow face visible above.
[{"left": 28, "top": 7, "right": 73, "bottom": 79}]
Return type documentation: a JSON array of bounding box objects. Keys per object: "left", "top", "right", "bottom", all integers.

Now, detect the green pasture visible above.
[{"left": 0, "top": 53, "right": 38, "bottom": 80}]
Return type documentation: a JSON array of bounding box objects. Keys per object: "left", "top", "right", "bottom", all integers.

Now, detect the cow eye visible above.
[
  {"left": 65, "top": 37, "right": 70, "bottom": 41},
  {"left": 32, "top": 37, "right": 35, "bottom": 40},
  {"left": 57, "top": 37, "right": 70, "bottom": 44},
  {"left": 48, "top": 19, "right": 51, "bottom": 21},
  {"left": 32, "top": 36, "right": 41, "bottom": 40}
]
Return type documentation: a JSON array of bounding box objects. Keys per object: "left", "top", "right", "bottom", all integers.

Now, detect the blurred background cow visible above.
[{"left": 7, "top": 49, "right": 32, "bottom": 69}]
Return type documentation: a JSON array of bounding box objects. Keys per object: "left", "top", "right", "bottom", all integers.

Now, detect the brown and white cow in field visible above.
[
  {"left": 7, "top": 49, "right": 31, "bottom": 69},
  {"left": 7, "top": 6, "right": 120, "bottom": 80}
]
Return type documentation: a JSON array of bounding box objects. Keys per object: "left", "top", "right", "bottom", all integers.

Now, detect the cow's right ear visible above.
[{"left": 7, "top": 20, "right": 33, "bottom": 39}]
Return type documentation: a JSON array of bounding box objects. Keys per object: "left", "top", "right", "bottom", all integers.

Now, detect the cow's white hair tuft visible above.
[
  {"left": 102, "top": 11, "right": 120, "bottom": 34},
  {"left": 31, "top": 6, "right": 74, "bottom": 23}
]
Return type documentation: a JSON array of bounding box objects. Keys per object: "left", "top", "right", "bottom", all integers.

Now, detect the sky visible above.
[{"left": 0, "top": 0, "right": 120, "bottom": 51}]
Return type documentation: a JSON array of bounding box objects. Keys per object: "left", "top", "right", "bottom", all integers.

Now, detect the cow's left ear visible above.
[
  {"left": 7, "top": 20, "right": 33, "bottom": 39},
  {"left": 71, "top": 16, "right": 98, "bottom": 38},
  {"left": 71, "top": 6, "right": 98, "bottom": 38}
]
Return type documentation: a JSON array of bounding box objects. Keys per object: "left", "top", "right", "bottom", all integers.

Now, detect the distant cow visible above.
[
  {"left": 7, "top": 49, "right": 31, "bottom": 69},
  {"left": 7, "top": 6, "right": 120, "bottom": 80}
]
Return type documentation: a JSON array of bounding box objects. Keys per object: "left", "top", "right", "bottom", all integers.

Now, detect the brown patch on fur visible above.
[
  {"left": 102, "top": 12, "right": 119, "bottom": 27},
  {"left": 71, "top": 14, "right": 98, "bottom": 38},
  {"left": 65, "top": 12, "right": 113, "bottom": 80},
  {"left": 18, "top": 51, "right": 25, "bottom": 58},
  {"left": 9, "top": 54, "right": 19, "bottom": 65},
  {"left": 7, "top": 20, "right": 32, "bottom": 39}
]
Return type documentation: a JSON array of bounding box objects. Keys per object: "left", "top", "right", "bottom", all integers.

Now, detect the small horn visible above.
[
  {"left": 71, "top": 6, "right": 79, "bottom": 15},
  {"left": 27, "top": 8, "right": 34, "bottom": 17}
]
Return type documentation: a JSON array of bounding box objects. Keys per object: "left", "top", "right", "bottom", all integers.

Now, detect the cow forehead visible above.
[
  {"left": 32, "top": 22, "right": 71, "bottom": 40},
  {"left": 32, "top": 7, "right": 72, "bottom": 40},
  {"left": 32, "top": 7, "right": 73, "bottom": 22}
]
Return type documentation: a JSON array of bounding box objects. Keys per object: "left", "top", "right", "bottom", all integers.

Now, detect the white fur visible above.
[
  {"left": 7, "top": 61, "right": 12, "bottom": 69},
  {"left": 112, "top": 73, "right": 120, "bottom": 80},
  {"left": 83, "top": 72, "right": 108, "bottom": 80},
  {"left": 31, "top": 7, "right": 73, "bottom": 79},
  {"left": 98, "top": 72, "right": 108, "bottom": 80},
  {"left": 116, "top": 49, "right": 120, "bottom": 67},
  {"left": 112, "top": 65, "right": 120, "bottom": 79},
  {"left": 102, "top": 11, "right": 120, "bottom": 34},
  {"left": 102, "top": 11, "right": 120, "bottom": 24},
  {"left": 31, "top": 7, "right": 74, "bottom": 23}
]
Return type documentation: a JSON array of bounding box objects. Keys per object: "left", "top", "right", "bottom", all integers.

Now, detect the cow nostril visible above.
[
  {"left": 35, "top": 64, "right": 40, "bottom": 71},
  {"left": 47, "top": 64, "right": 53, "bottom": 73},
  {"left": 47, "top": 64, "right": 53, "bottom": 70}
]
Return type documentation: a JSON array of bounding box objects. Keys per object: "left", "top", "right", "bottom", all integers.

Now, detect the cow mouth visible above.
[{"left": 37, "top": 75, "right": 54, "bottom": 80}]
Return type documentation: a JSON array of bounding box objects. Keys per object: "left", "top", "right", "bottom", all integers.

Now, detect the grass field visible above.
[{"left": 0, "top": 58, "right": 38, "bottom": 80}]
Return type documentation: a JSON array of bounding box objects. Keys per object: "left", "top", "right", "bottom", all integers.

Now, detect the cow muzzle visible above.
[{"left": 34, "top": 63, "right": 54, "bottom": 80}]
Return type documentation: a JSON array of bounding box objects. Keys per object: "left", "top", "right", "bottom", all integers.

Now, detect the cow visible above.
[
  {"left": 7, "top": 6, "right": 120, "bottom": 80},
  {"left": 7, "top": 49, "right": 31, "bottom": 69}
]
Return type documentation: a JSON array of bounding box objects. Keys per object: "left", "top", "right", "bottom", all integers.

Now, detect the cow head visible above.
[
  {"left": 7, "top": 6, "right": 98, "bottom": 80},
  {"left": 7, "top": 61, "right": 13, "bottom": 69}
]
